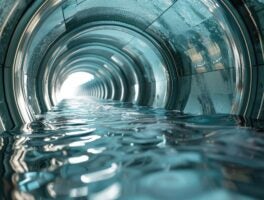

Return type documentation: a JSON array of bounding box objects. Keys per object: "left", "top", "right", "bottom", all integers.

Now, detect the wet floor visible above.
[{"left": 0, "top": 98, "right": 264, "bottom": 199}]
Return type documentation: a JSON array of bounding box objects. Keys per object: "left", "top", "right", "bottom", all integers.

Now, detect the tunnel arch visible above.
[{"left": 0, "top": 0, "right": 264, "bottom": 131}]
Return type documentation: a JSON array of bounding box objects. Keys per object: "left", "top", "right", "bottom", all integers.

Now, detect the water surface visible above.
[{"left": 0, "top": 98, "right": 264, "bottom": 199}]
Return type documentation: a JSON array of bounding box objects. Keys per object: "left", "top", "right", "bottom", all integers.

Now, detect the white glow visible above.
[
  {"left": 81, "top": 163, "right": 118, "bottom": 183},
  {"left": 111, "top": 55, "right": 124, "bottom": 66},
  {"left": 68, "top": 155, "right": 89, "bottom": 164},
  {"left": 58, "top": 72, "right": 94, "bottom": 101},
  {"left": 90, "top": 183, "right": 121, "bottom": 200},
  {"left": 87, "top": 147, "right": 106, "bottom": 154}
]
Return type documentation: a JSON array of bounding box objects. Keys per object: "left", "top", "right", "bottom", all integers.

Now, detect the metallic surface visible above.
[{"left": 0, "top": 0, "right": 264, "bottom": 130}]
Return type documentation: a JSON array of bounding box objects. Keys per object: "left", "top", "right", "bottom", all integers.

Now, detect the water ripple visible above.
[{"left": 0, "top": 98, "right": 263, "bottom": 199}]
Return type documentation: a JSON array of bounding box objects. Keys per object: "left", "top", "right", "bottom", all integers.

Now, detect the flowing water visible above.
[{"left": 0, "top": 98, "right": 264, "bottom": 199}]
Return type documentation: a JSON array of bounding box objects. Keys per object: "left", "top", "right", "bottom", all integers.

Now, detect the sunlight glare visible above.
[{"left": 58, "top": 72, "right": 94, "bottom": 101}]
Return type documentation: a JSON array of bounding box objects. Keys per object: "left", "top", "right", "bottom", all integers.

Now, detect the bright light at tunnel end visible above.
[{"left": 58, "top": 72, "right": 94, "bottom": 102}]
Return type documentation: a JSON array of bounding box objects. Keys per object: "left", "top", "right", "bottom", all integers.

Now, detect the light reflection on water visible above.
[{"left": 0, "top": 98, "right": 264, "bottom": 199}]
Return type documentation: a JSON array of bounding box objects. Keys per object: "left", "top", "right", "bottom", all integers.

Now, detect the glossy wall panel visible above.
[{"left": 0, "top": 0, "right": 263, "bottom": 129}]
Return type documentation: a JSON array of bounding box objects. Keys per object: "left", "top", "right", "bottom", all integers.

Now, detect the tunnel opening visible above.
[{"left": 57, "top": 72, "right": 94, "bottom": 102}]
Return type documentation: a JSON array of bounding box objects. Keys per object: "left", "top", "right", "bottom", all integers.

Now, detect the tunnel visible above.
[
  {"left": 1, "top": 0, "right": 264, "bottom": 199},
  {"left": 0, "top": 0, "right": 263, "bottom": 131}
]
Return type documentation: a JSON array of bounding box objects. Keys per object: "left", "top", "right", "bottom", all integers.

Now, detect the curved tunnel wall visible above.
[{"left": 0, "top": 0, "right": 264, "bottom": 131}]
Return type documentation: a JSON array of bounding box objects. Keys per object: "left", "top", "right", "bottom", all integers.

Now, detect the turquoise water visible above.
[{"left": 0, "top": 98, "right": 264, "bottom": 199}]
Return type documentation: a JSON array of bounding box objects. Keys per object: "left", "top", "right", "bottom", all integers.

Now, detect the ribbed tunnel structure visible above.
[{"left": 0, "top": 0, "right": 264, "bottom": 131}]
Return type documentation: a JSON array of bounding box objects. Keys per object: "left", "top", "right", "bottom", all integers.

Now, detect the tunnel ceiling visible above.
[{"left": 0, "top": 0, "right": 264, "bottom": 130}]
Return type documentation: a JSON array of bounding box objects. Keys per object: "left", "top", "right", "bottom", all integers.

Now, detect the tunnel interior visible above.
[
  {"left": 0, "top": 0, "right": 264, "bottom": 130},
  {"left": 1, "top": 0, "right": 264, "bottom": 199}
]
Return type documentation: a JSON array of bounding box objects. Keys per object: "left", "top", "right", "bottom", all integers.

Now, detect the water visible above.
[{"left": 0, "top": 98, "right": 264, "bottom": 199}]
